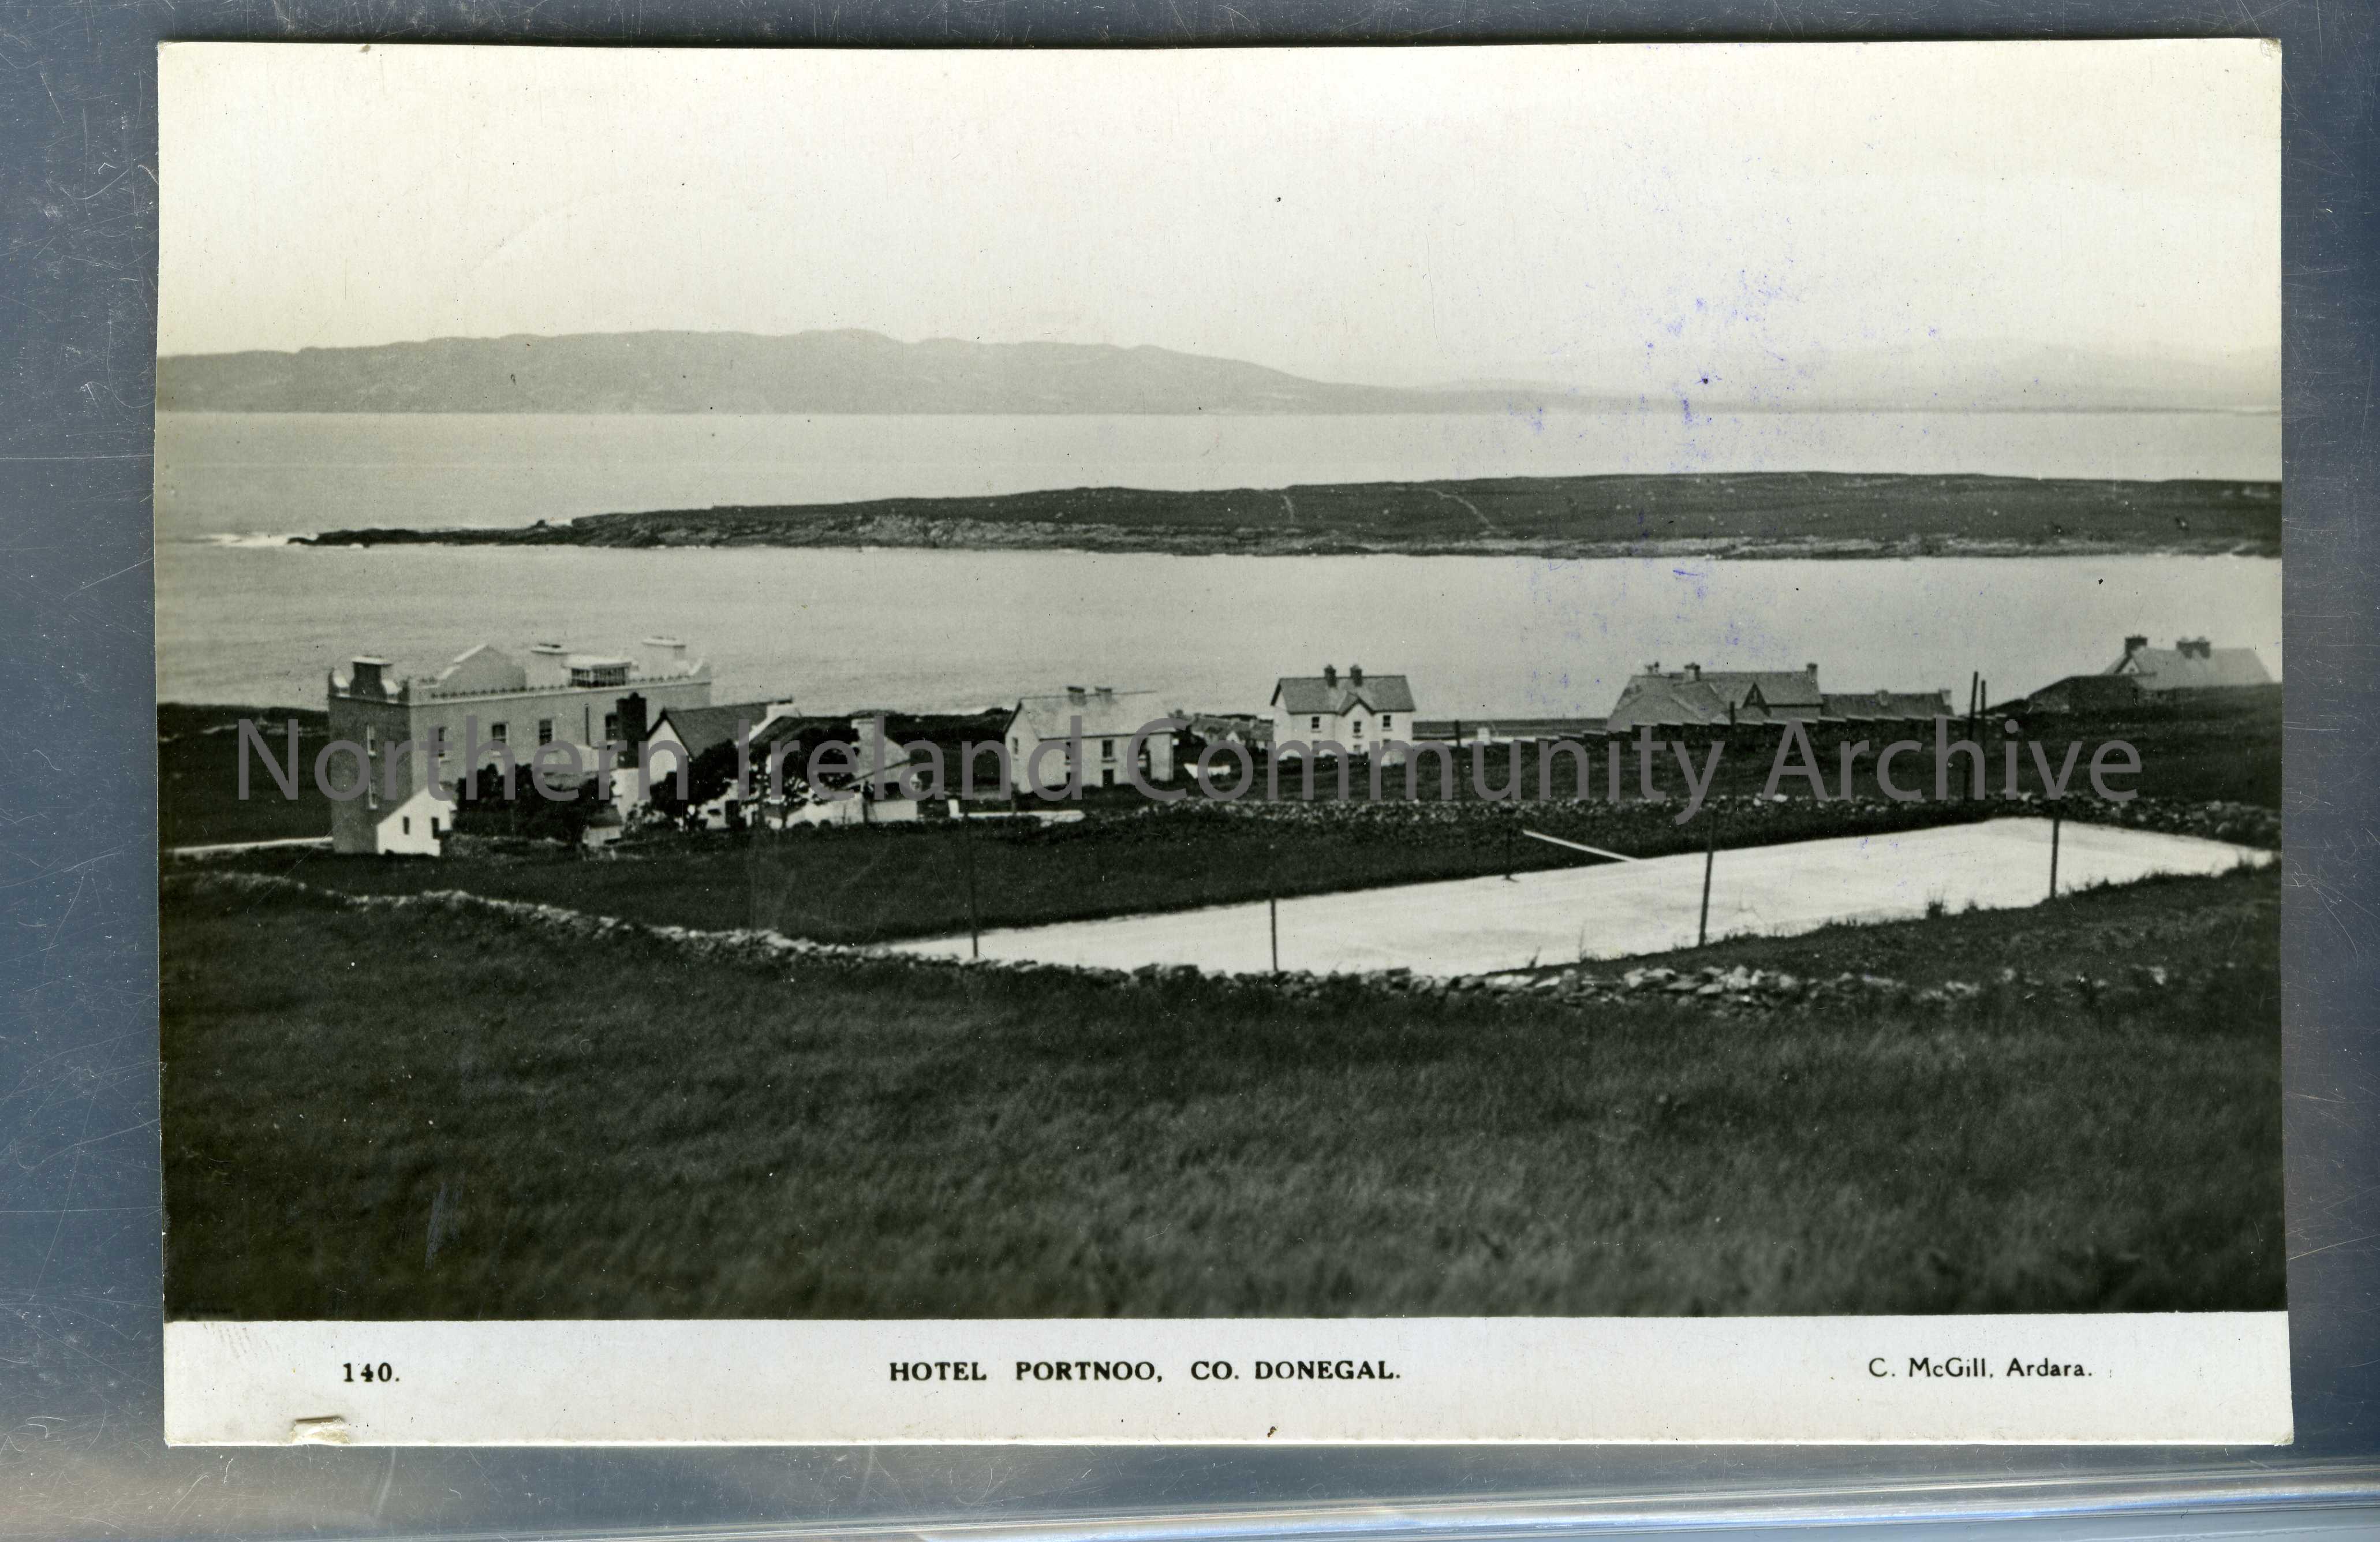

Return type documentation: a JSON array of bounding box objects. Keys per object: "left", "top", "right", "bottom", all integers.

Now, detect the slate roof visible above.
[
  {"left": 649, "top": 703, "right": 787, "bottom": 760},
  {"left": 1817, "top": 690, "right": 1952, "bottom": 722},
  {"left": 1605, "top": 668, "right": 1821, "bottom": 730},
  {"left": 2109, "top": 640, "right": 2273, "bottom": 692},
  {"left": 1272, "top": 673, "right": 1418, "bottom": 715},
  {"left": 1605, "top": 664, "right": 1946, "bottom": 731},
  {"left": 1708, "top": 670, "right": 1825, "bottom": 710}
]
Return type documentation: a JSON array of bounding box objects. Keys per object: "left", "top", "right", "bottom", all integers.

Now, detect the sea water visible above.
[{"left": 154, "top": 410, "right": 2283, "bottom": 713}]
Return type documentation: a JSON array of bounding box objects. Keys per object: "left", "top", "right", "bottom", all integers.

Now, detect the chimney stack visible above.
[
  {"left": 615, "top": 692, "right": 649, "bottom": 748},
  {"left": 1350, "top": 664, "right": 1364, "bottom": 686},
  {"left": 1806, "top": 662, "right": 1819, "bottom": 678},
  {"left": 349, "top": 656, "right": 387, "bottom": 696},
  {"left": 1685, "top": 662, "right": 1701, "bottom": 680},
  {"left": 1322, "top": 664, "right": 1338, "bottom": 687},
  {"left": 2124, "top": 634, "right": 2149, "bottom": 657}
]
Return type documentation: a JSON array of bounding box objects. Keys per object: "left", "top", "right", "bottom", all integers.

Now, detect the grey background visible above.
[{"left": 2, "top": 2, "right": 2373, "bottom": 1538}]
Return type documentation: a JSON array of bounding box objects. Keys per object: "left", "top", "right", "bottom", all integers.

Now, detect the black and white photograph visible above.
[{"left": 152, "top": 41, "right": 2287, "bottom": 1443}]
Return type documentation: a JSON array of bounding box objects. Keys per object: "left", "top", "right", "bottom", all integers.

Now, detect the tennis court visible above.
[{"left": 883, "top": 817, "right": 2272, "bottom": 978}]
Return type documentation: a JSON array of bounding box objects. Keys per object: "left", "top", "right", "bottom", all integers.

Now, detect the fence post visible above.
[
  {"left": 963, "top": 809, "right": 981, "bottom": 959},
  {"left": 1267, "top": 842, "right": 1280, "bottom": 975},
  {"left": 1698, "top": 826, "right": 1715, "bottom": 947}
]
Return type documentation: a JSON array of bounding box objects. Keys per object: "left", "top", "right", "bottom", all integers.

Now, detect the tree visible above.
[
  {"left": 647, "top": 739, "right": 744, "bottom": 826},
  {"left": 452, "top": 766, "right": 606, "bottom": 843}
]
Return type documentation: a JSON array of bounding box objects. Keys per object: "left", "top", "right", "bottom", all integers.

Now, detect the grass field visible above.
[
  {"left": 158, "top": 704, "right": 337, "bottom": 847},
  {"left": 160, "top": 866, "right": 2284, "bottom": 1320},
  {"left": 301, "top": 470, "right": 2283, "bottom": 558}
]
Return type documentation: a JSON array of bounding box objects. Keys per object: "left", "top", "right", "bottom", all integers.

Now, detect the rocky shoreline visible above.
[
  {"left": 296, "top": 520, "right": 2278, "bottom": 562},
  {"left": 292, "top": 471, "right": 2285, "bottom": 560}
]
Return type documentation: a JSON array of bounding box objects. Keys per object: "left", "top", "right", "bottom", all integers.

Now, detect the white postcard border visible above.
[{"left": 165, "top": 1312, "right": 2291, "bottom": 1445}]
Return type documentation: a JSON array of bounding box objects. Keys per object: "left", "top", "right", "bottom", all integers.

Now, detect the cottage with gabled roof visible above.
[
  {"left": 621, "top": 699, "right": 799, "bottom": 813},
  {"left": 1269, "top": 664, "right": 1417, "bottom": 759},
  {"left": 1604, "top": 661, "right": 1947, "bottom": 731},
  {"left": 1603, "top": 661, "right": 1825, "bottom": 731},
  {"left": 2026, "top": 634, "right": 2274, "bottom": 713},
  {"left": 2107, "top": 635, "right": 2273, "bottom": 692},
  {"left": 1006, "top": 686, "right": 1174, "bottom": 792}
]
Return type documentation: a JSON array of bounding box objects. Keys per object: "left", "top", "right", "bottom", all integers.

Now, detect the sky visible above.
[{"left": 157, "top": 42, "right": 2281, "bottom": 399}]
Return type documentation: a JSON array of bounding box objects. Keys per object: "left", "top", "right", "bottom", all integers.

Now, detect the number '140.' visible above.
[{"left": 343, "top": 1362, "right": 396, "bottom": 1383}]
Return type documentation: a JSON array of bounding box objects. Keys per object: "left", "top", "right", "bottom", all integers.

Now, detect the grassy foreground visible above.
[{"left": 162, "top": 867, "right": 2283, "bottom": 1320}]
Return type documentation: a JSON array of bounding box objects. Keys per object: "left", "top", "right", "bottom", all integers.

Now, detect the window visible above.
[
  {"left": 363, "top": 726, "right": 377, "bottom": 756},
  {"left": 430, "top": 818, "right": 441, "bottom": 836},
  {"left": 1352, "top": 719, "right": 1365, "bottom": 736},
  {"left": 490, "top": 722, "right": 508, "bottom": 745},
  {"left": 430, "top": 725, "right": 448, "bottom": 756},
  {"left": 537, "top": 718, "right": 555, "bottom": 745},
  {"left": 1310, "top": 716, "right": 1321, "bottom": 731},
  {"left": 603, "top": 712, "right": 620, "bottom": 742},
  {"left": 402, "top": 817, "right": 411, "bottom": 835},
  {"left": 1381, "top": 715, "right": 1393, "bottom": 731},
  {"left": 1101, "top": 738, "right": 1116, "bottom": 760}
]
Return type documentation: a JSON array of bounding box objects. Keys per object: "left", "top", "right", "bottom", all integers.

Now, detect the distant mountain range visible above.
[
  {"left": 156, "top": 331, "right": 1549, "bottom": 416},
  {"left": 155, "top": 329, "right": 2280, "bottom": 416}
]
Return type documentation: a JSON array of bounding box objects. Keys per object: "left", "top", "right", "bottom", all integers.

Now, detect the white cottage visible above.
[
  {"left": 1268, "top": 665, "right": 1418, "bottom": 759},
  {"left": 367, "top": 784, "right": 446, "bottom": 856},
  {"left": 1006, "top": 687, "right": 1174, "bottom": 793}
]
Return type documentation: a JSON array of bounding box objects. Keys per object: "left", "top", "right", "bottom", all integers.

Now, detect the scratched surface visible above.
[{"left": 1, "top": 3, "right": 2375, "bottom": 1540}]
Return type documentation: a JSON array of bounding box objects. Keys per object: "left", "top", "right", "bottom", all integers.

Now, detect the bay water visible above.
[{"left": 154, "top": 410, "right": 2283, "bottom": 714}]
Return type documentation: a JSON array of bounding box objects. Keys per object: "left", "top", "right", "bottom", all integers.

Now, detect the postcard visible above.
[{"left": 155, "top": 39, "right": 2286, "bottom": 1443}]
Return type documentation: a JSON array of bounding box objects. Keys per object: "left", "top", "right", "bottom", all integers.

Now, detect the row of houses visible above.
[
  {"left": 326, "top": 633, "right": 2270, "bottom": 854},
  {"left": 324, "top": 645, "right": 1191, "bottom": 854},
  {"left": 1256, "top": 635, "right": 2270, "bottom": 748},
  {"left": 1257, "top": 658, "right": 1948, "bottom": 752}
]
